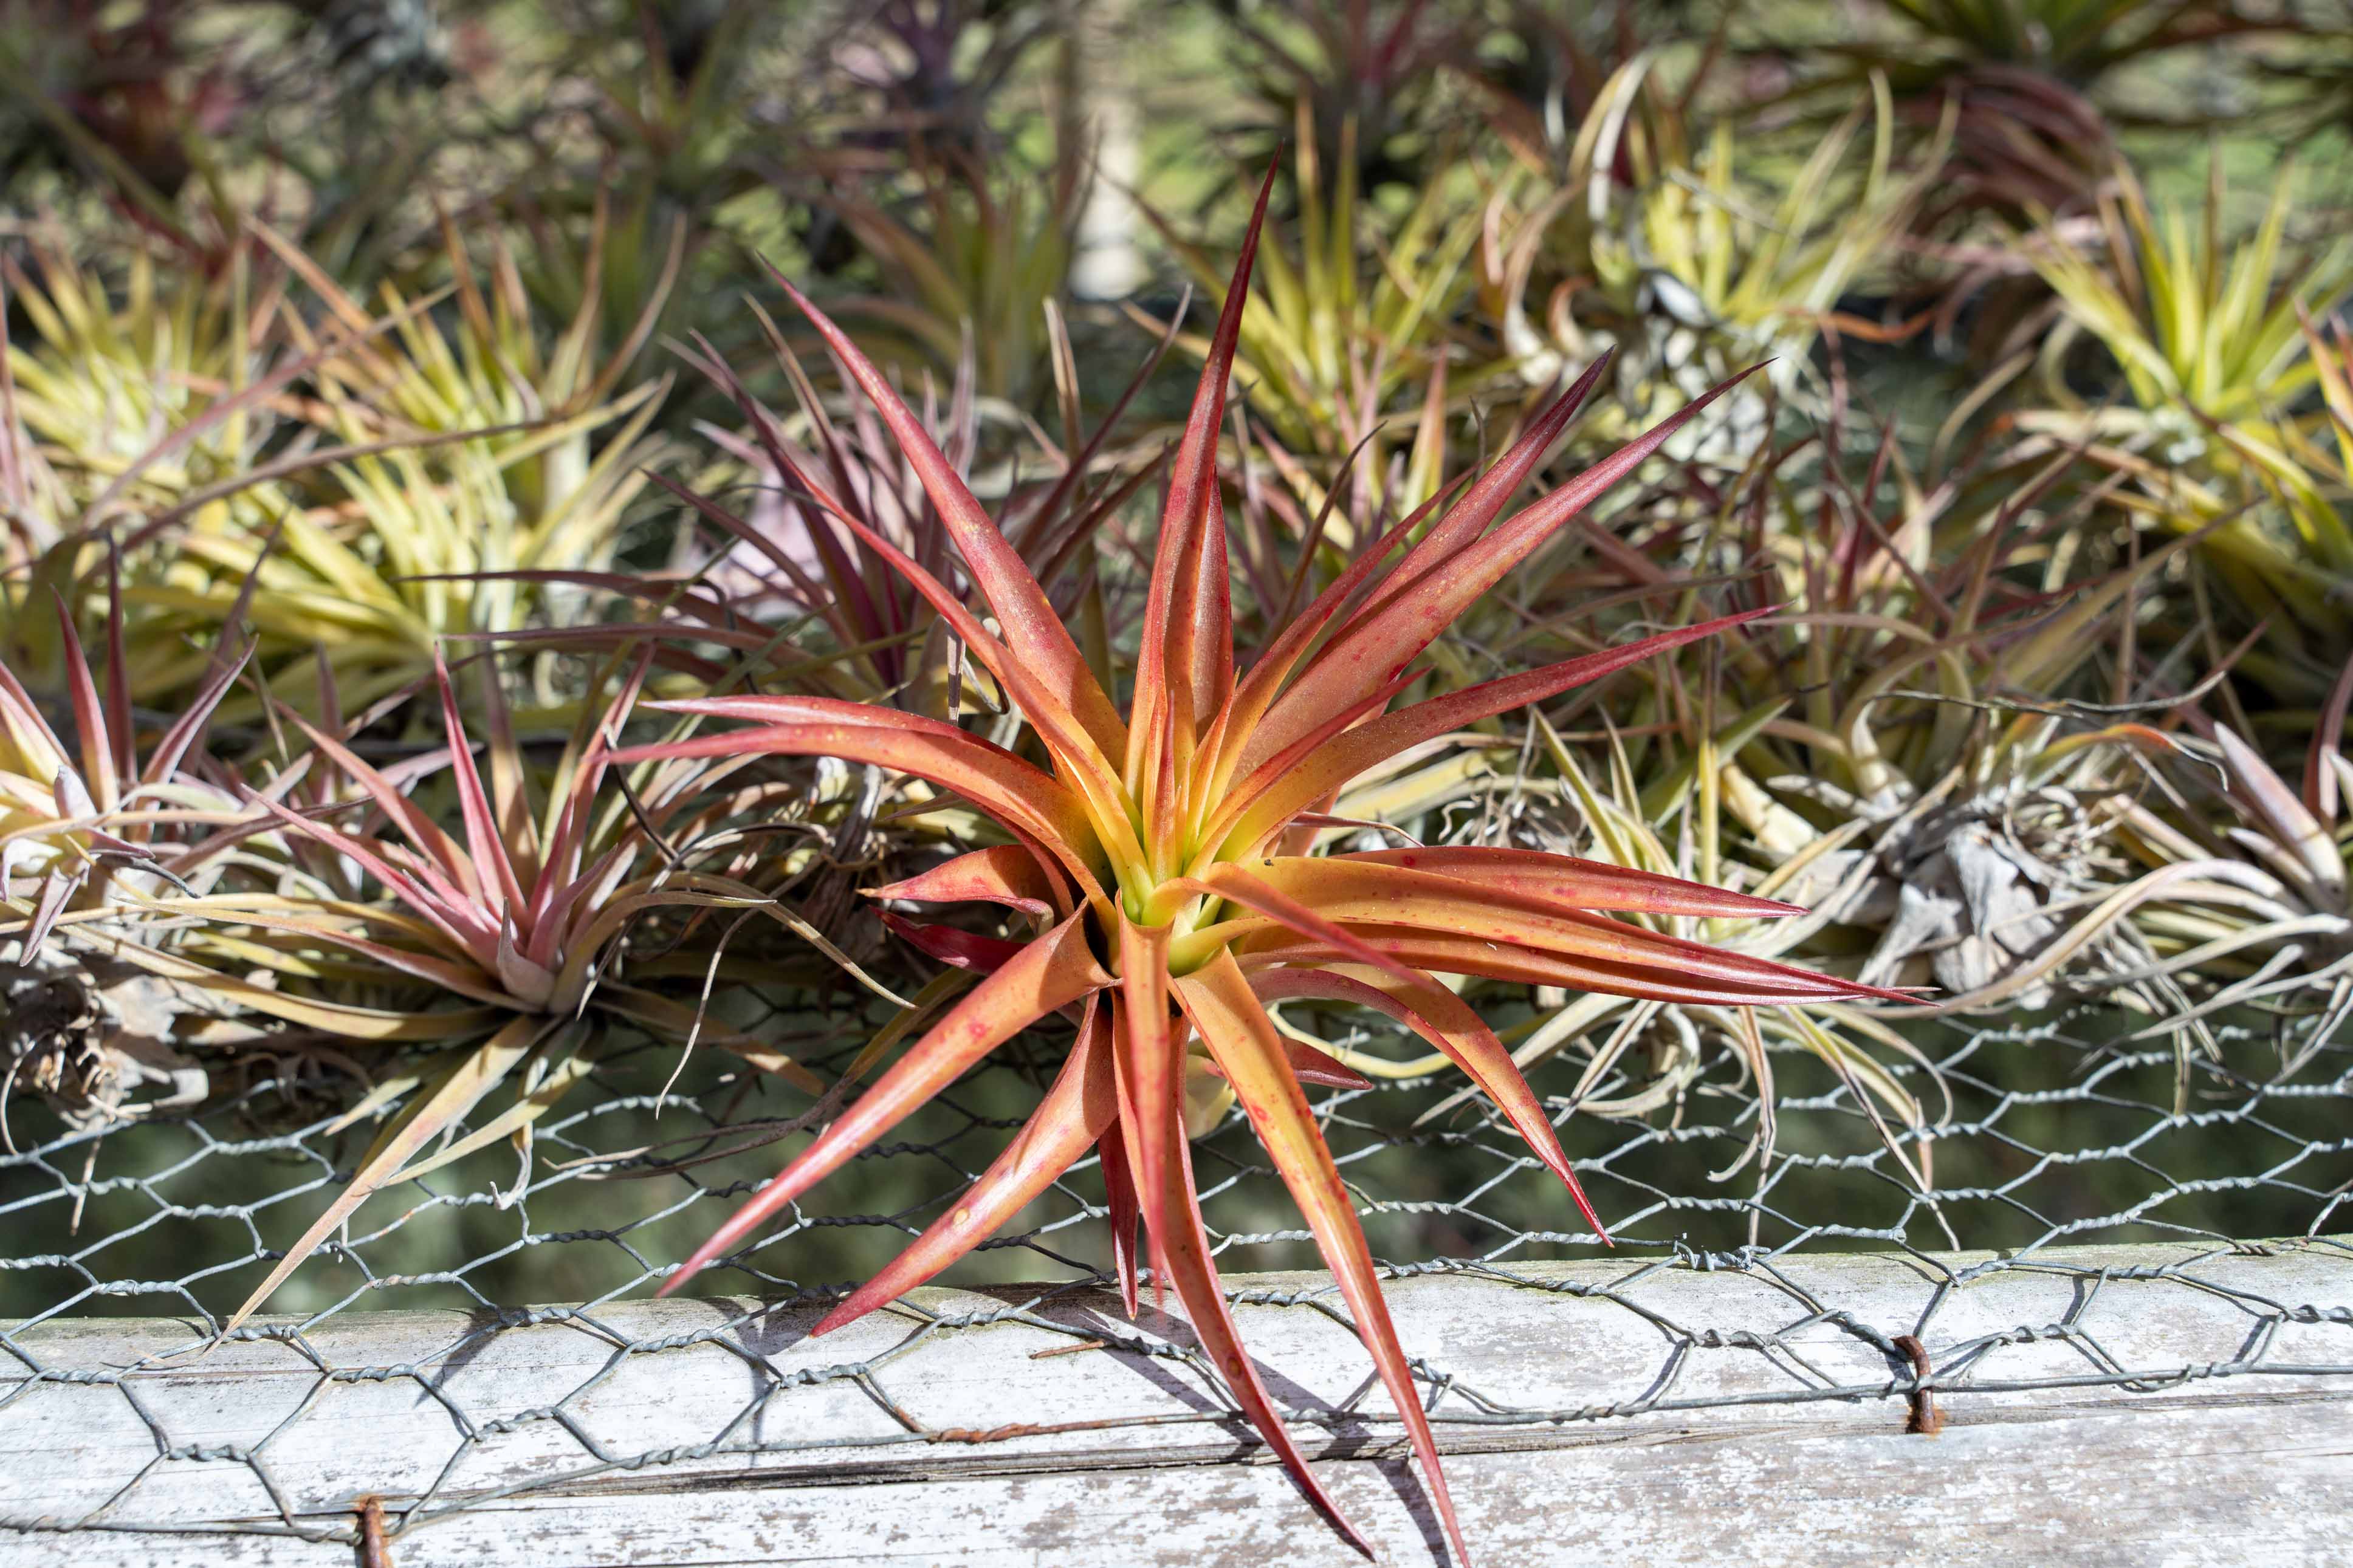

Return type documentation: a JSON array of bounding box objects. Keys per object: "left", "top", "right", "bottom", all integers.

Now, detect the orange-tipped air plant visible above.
[{"left": 619, "top": 167, "right": 1911, "bottom": 1560}]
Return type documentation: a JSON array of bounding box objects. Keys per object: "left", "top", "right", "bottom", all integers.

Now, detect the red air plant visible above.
[{"left": 618, "top": 168, "right": 1909, "bottom": 1559}]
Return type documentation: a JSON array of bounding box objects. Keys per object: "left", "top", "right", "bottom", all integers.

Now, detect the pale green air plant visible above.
[
  {"left": 1296, "top": 705, "right": 1955, "bottom": 1213},
  {"left": 0, "top": 574, "right": 256, "bottom": 1129},
  {"left": 0, "top": 586, "right": 245, "bottom": 949},
  {"left": 2016, "top": 162, "right": 2353, "bottom": 657},
  {"left": 2101, "top": 659, "right": 2353, "bottom": 1064},
  {"left": 1754, "top": 559, "right": 2210, "bottom": 1033},
  {"left": 1492, "top": 56, "right": 1945, "bottom": 463},
  {"left": 1522, "top": 428, "right": 2230, "bottom": 1061},
  {"left": 1668, "top": 466, "right": 2265, "bottom": 1107}
]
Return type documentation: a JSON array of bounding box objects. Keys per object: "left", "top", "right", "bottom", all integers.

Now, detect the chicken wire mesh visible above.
[{"left": 0, "top": 994, "right": 2348, "bottom": 1557}]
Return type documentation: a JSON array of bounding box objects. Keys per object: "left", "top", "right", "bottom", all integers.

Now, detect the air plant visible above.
[
  {"left": 1741, "top": 0, "right": 2274, "bottom": 230},
  {"left": 822, "top": 0, "right": 1057, "bottom": 157},
  {"left": 1835, "top": 0, "right": 2281, "bottom": 88},
  {"left": 1, "top": 588, "right": 235, "bottom": 936},
  {"left": 1141, "top": 110, "right": 1493, "bottom": 530},
  {"left": 127, "top": 218, "right": 679, "bottom": 719},
  {"left": 2015, "top": 162, "right": 2353, "bottom": 669},
  {"left": 1490, "top": 58, "right": 1941, "bottom": 462},
  {"left": 202, "top": 652, "right": 831, "bottom": 1333},
  {"left": 545, "top": 278, "right": 1169, "bottom": 717},
  {"left": 2104, "top": 656, "right": 2353, "bottom": 1056},
  {"left": 1211, "top": 0, "right": 1472, "bottom": 195},
  {"left": 1520, "top": 408, "right": 2223, "bottom": 1033},
  {"left": 0, "top": 228, "right": 292, "bottom": 699},
  {"left": 616, "top": 171, "right": 1910, "bottom": 1559},
  {"left": 0, "top": 0, "right": 248, "bottom": 249},
  {"left": 0, "top": 231, "right": 282, "bottom": 543},
  {"left": 812, "top": 147, "right": 1086, "bottom": 410},
  {"left": 1375, "top": 705, "right": 1952, "bottom": 1215}
]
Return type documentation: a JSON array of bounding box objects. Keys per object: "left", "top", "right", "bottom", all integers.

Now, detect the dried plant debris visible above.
[{"left": 1, "top": 958, "right": 205, "bottom": 1129}]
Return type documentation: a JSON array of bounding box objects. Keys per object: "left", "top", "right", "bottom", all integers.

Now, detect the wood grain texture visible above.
[{"left": 2, "top": 1238, "right": 2348, "bottom": 1566}]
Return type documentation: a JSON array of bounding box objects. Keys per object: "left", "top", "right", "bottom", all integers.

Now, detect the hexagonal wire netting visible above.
[{"left": 1, "top": 993, "right": 2349, "bottom": 1556}]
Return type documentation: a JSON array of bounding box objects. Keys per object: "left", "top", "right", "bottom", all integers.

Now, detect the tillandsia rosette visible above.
[
  {"left": 617, "top": 168, "right": 1912, "bottom": 1561},
  {"left": 202, "top": 648, "right": 839, "bottom": 1334}
]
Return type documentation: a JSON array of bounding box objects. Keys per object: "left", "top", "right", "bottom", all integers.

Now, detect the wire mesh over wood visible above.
[{"left": 0, "top": 996, "right": 2346, "bottom": 1555}]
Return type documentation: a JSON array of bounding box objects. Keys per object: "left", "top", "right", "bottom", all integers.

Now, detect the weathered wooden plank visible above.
[{"left": 2, "top": 1238, "right": 2348, "bottom": 1566}]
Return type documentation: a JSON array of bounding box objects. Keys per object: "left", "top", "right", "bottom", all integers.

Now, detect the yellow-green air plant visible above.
[
  {"left": 0, "top": 231, "right": 303, "bottom": 694},
  {"left": 2018, "top": 162, "right": 2353, "bottom": 657},
  {"left": 132, "top": 219, "right": 678, "bottom": 721},
  {"left": 0, "top": 235, "right": 274, "bottom": 536},
  {"left": 613, "top": 168, "right": 1912, "bottom": 1562},
  {"left": 1493, "top": 56, "right": 1943, "bottom": 460},
  {"left": 1142, "top": 107, "right": 1494, "bottom": 532}
]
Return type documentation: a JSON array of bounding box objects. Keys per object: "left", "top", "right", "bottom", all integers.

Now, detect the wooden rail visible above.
[{"left": 3, "top": 1238, "right": 2349, "bottom": 1566}]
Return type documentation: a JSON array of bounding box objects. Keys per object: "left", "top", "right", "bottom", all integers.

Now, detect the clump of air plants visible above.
[
  {"left": 1210, "top": 0, "right": 1476, "bottom": 197},
  {"left": 819, "top": 0, "right": 1056, "bottom": 160},
  {"left": 1368, "top": 705, "right": 1953, "bottom": 1222},
  {"left": 618, "top": 169, "right": 1910, "bottom": 1560},
  {"left": 2104, "top": 654, "right": 2353, "bottom": 1060},
  {"left": 1533, "top": 406, "right": 2226, "bottom": 1041},
  {"left": 2010, "top": 160, "right": 2353, "bottom": 688},
  {"left": 1488, "top": 56, "right": 1945, "bottom": 465},
  {"left": 1734, "top": 0, "right": 2252, "bottom": 236},
  {"left": 0, "top": 229, "right": 299, "bottom": 693},
  {"left": 1139, "top": 107, "right": 1493, "bottom": 533},
  {"left": 149, "top": 217, "right": 680, "bottom": 721},
  {"left": 1, "top": 216, "right": 676, "bottom": 721},
  {"left": 811, "top": 143, "right": 1091, "bottom": 412},
  {"left": 0, "top": 234, "right": 269, "bottom": 524},
  {"left": 0, "top": 0, "right": 250, "bottom": 236}
]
